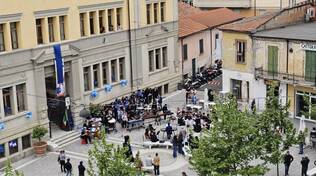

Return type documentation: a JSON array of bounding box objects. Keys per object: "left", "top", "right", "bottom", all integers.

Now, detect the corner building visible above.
[{"left": 0, "top": 0, "right": 179, "bottom": 163}]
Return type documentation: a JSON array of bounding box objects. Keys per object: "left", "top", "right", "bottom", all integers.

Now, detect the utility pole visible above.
[{"left": 254, "top": 0, "right": 257, "bottom": 16}]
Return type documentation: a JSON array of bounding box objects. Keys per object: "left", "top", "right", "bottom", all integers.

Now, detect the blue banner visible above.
[{"left": 53, "top": 44, "right": 65, "bottom": 97}]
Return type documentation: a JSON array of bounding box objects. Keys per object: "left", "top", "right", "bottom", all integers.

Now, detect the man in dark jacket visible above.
[
  {"left": 165, "top": 123, "right": 173, "bottom": 140},
  {"left": 284, "top": 151, "right": 294, "bottom": 176},
  {"left": 64, "top": 158, "right": 72, "bottom": 176},
  {"left": 78, "top": 161, "right": 86, "bottom": 176},
  {"left": 301, "top": 155, "right": 310, "bottom": 176}
]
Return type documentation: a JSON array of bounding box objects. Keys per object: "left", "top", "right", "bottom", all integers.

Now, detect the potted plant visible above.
[{"left": 32, "top": 125, "right": 48, "bottom": 155}]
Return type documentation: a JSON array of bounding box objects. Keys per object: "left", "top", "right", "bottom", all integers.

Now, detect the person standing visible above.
[
  {"left": 301, "top": 155, "right": 310, "bottom": 176},
  {"left": 284, "top": 151, "right": 294, "bottom": 176},
  {"left": 58, "top": 150, "right": 66, "bottom": 173},
  {"left": 298, "top": 131, "right": 305, "bottom": 154},
  {"left": 64, "top": 158, "right": 72, "bottom": 176},
  {"left": 165, "top": 123, "right": 173, "bottom": 140},
  {"left": 310, "top": 127, "right": 316, "bottom": 148},
  {"left": 153, "top": 153, "right": 160, "bottom": 176},
  {"left": 78, "top": 161, "right": 85, "bottom": 176}
]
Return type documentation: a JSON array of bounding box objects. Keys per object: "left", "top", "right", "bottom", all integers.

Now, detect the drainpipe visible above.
[
  {"left": 286, "top": 39, "right": 289, "bottom": 106},
  {"left": 127, "top": 0, "right": 134, "bottom": 92},
  {"left": 210, "top": 30, "right": 213, "bottom": 66},
  {"left": 180, "top": 38, "right": 184, "bottom": 84}
]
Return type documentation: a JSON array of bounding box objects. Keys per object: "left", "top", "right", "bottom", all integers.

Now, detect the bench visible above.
[
  {"left": 127, "top": 119, "right": 144, "bottom": 130},
  {"left": 143, "top": 141, "right": 172, "bottom": 149},
  {"left": 307, "top": 167, "right": 316, "bottom": 176}
]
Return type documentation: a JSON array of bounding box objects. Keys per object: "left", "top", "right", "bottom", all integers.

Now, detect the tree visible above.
[
  {"left": 257, "top": 87, "right": 297, "bottom": 176},
  {"left": 32, "top": 125, "right": 48, "bottom": 143},
  {"left": 4, "top": 160, "right": 24, "bottom": 176},
  {"left": 190, "top": 96, "right": 267, "bottom": 176},
  {"left": 87, "top": 131, "right": 138, "bottom": 176}
]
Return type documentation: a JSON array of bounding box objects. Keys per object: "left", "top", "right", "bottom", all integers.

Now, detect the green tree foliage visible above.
[
  {"left": 87, "top": 131, "right": 138, "bottom": 176},
  {"left": 4, "top": 160, "right": 24, "bottom": 176},
  {"left": 257, "top": 87, "right": 297, "bottom": 176},
  {"left": 190, "top": 96, "right": 267, "bottom": 176}
]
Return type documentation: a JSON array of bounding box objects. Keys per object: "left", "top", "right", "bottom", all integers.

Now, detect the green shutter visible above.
[
  {"left": 305, "top": 51, "right": 316, "bottom": 82},
  {"left": 268, "top": 46, "right": 278, "bottom": 76}
]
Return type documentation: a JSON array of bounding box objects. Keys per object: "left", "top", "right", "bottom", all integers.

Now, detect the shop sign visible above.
[{"left": 301, "top": 43, "right": 316, "bottom": 51}]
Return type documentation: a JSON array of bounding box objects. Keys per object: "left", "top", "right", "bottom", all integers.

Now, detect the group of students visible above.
[
  {"left": 177, "top": 107, "right": 211, "bottom": 133},
  {"left": 58, "top": 150, "right": 86, "bottom": 176}
]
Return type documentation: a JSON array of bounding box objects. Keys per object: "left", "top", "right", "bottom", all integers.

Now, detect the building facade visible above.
[
  {"left": 254, "top": 20, "right": 316, "bottom": 122},
  {"left": 219, "top": 3, "right": 312, "bottom": 111},
  {"left": 192, "top": 0, "right": 307, "bottom": 16},
  {"left": 179, "top": 2, "right": 242, "bottom": 79},
  {"left": 0, "top": 0, "right": 179, "bottom": 163}
]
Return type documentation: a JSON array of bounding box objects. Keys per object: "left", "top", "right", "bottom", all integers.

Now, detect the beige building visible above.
[
  {"left": 192, "top": 0, "right": 307, "bottom": 16},
  {"left": 219, "top": 2, "right": 312, "bottom": 111},
  {"left": 253, "top": 19, "right": 316, "bottom": 122},
  {"left": 0, "top": 0, "right": 179, "bottom": 163}
]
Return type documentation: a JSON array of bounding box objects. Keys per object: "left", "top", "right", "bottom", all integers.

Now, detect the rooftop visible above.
[
  {"left": 179, "top": 2, "right": 243, "bottom": 38},
  {"left": 252, "top": 22, "right": 316, "bottom": 41},
  {"left": 219, "top": 12, "right": 278, "bottom": 33}
]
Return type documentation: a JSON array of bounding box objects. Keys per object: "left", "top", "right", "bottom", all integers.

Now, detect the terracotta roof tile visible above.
[
  {"left": 219, "top": 12, "right": 279, "bottom": 33},
  {"left": 189, "top": 8, "right": 244, "bottom": 28},
  {"left": 179, "top": 16, "right": 208, "bottom": 38},
  {"left": 178, "top": 2, "right": 243, "bottom": 38}
]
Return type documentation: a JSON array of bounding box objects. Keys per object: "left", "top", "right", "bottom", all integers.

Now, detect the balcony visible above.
[
  {"left": 255, "top": 68, "right": 316, "bottom": 87},
  {"left": 193, "top": 0, "right": 251, "bottom": 8}
]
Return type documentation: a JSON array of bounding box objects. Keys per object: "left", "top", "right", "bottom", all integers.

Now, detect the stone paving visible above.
[{"left": 1, "top": 87, "right": 316, "bottom": 176}]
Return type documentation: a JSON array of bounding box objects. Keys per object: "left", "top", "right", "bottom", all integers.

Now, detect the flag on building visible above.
[{"left": 53, "top": 44, "right": 65, "bottom": 97}]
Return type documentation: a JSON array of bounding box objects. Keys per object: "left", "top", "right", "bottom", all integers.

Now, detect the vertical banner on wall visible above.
[{"left": 53, "top": 44, "right": 65, "bottom": 97}]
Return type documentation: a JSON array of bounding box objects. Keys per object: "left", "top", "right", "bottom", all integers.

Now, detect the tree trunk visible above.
[{"left": 276, "top": 163, "right": 280, "bottom": 176}]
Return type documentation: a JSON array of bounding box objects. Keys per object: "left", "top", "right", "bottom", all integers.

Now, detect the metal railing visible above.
[{"left": 255, "top": 68, "right": 316, "bottom": 87}]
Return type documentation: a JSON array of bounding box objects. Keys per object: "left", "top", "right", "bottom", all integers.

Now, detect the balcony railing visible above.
[
  {"left": 255, "top": 67, "right": 316, "bottom": 87},
  {"left": 193, "top": 0, "right": 251, "bottom": 8}
]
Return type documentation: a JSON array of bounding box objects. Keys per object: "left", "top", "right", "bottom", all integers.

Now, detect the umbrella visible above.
[{"left": 204, "top": 88, "right": 209, "bottom": 111}]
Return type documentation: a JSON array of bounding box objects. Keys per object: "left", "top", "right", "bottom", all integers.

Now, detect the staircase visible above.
[{"left": 47, "top": 123, "right": 81, "bottom": 151}]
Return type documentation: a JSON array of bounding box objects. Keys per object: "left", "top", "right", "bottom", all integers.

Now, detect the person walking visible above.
[
  {"left": 153, "top": 153, "right": 160, "bottom": 176},
  {"left": 78, "top": 161, "right": 85, "bottom": 176},
  {"left": 172, "top": 135, "right": 178, "bottom": 158},
  {"left": 64, "top": 158, "right": 72, "bottom": 176},
  {"left": 284, "top": 151, "right": 294, "bottom": 176},
  {"left": 58, "top": 150, "right": 66, "bottom": 173},
  {"left": 301, "top": 155, "right": 310, "bottom": 176}
]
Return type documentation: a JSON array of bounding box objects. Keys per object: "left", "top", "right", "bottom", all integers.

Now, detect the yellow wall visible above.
[
  {"left": 0, "top": 0, "right": 175, "bottom": 51},
  {"left": 222, "top": 31, "right": 253, "bottom": 73}
]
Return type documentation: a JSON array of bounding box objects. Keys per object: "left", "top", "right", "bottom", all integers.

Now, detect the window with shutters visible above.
[
  {"left": 0, "top": 24, "right": 5, "bottom": 52},
  {"left": 36, "top": 19, "right": 44, "bottom": 44},
  {"left": 154, "top": 3, "right": 158, "bottom": 23},
  {"left": 48, "top": 17, "right": 55, "bottom": 42},
  {"left": 80, "top": 13, "right": 85, "bottom": 36},
  {"left": 199, "top": 39, "right": 204, "bottom": 54},
  {"left": 89, "top": 12, "right": 95, "bottom": 35},
  {"left": 305, "top": 50, "right": 316, "bottom": 82},
  {"left": 236, "top": 40, "right": 245, "bottom": 63},
  {"left": 268, "top": 46, "right": 278, "bottom": 76},
  {"left": 161, "top": 2, "right": 165, "bottom": 22},
  {"left": 183, "top": 44, "right": 188, "bottom": 61},
  {"left": 59, "top": 16, "right": 66, "bottom": 40},
  {"left": 149, "top": 50, "right": 154, "bottom": 72},
  {"left": 146, "top": 4, "right": 151, "bottom": 25},
  {"left": 10, "top": 22, "right": 19, "bottom": 49}
]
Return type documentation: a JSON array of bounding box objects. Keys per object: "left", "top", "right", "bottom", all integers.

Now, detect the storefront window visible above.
[{"left": 296, "top": 91, "right": 316, "bottom": 121}]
